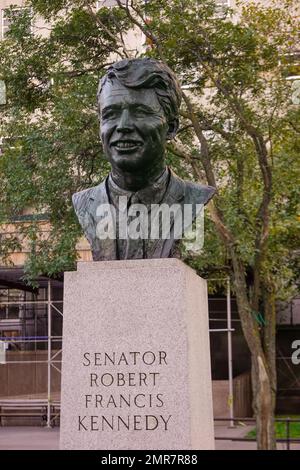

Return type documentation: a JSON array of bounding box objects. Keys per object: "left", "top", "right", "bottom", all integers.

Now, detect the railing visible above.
[{"left": 214, "top": 417, "right": 300, "bottom": 450}]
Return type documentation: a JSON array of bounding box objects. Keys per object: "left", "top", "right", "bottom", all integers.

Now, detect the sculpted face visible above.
[{"left": 99, "top": 80, "right": 170, "bottom": 173}]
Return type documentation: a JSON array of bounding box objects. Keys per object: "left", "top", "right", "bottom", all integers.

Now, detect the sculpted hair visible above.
[{"left": 97, "top": 58, "right": 182, "bottom": 124}]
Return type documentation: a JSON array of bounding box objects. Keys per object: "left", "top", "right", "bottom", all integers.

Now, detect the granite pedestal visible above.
[{"left": 60, "top": 258, "right": 214, "bottom": 450}]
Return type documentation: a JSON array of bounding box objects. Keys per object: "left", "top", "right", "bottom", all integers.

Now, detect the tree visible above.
[{"left": 0, "top": 0, "right": 299, "bottom": 449}]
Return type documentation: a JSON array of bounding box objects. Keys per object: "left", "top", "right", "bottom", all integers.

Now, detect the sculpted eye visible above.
[
  {"left": 134, "top": 107, "right": 148, "bottom": 117},
  {"left": 101, "top": 109, "right": 119, "bottom": 120}
]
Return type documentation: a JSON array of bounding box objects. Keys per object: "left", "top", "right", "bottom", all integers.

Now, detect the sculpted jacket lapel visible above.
[
  {"left": 86, "top": 178, "right": 117, "bottom": 261},
  {"left": 148, "top": 170, "right": 185, "bottom": 258}
]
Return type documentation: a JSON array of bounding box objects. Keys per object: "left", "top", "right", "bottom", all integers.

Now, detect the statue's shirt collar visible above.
[{"left": 107, "top": 167, "right": 170, "bottom": 210}]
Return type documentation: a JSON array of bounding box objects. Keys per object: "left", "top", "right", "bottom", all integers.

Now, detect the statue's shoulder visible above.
[
  {"left": 72, "top": 186, "right": 94, "bottom": 213},
  {"left": 169, "top": 171, "right": 215, "bottom": 206},
  {"left": 72, "top": 181, "right": 106, "bottom": 216},
  {"left": 183, "top": 179, "right": 216, "bottom": 206}
]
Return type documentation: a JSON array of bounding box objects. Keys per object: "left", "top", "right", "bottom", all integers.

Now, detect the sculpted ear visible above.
[{"left": 166, "top": 118, "right": 179, "bottom": 140}]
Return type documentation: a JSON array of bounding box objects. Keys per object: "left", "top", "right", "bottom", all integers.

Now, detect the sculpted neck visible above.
[{"left": 110, "top": 162, "right": 166, "bottom": 192}]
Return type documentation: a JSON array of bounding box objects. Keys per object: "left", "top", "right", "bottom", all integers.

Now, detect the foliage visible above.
[
  {"left": 247, "top": 415, "right": 300, "bottom": 439},
  {"left": 0, "top": 0, "right": 299, "bottom": 296}
]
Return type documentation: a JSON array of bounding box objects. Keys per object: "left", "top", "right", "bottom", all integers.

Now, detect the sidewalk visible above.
[
  {"left": 0, "top": 425, "right": 299, "bottom": 450},
  {"left": 215, "top": 422, "right": 257, "bottom": 450},
  {"left": 0, "top": 426, "right": 59, "bottom": 450}
]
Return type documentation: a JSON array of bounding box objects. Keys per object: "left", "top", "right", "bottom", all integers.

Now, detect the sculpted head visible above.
[{"left": 97, "top": 58, "right": 182, "bottom": 177}]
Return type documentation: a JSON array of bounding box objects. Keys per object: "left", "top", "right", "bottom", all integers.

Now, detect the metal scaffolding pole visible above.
[
  {"left": 227, "top": 277, "right": 234, "bottom": 427},
  {"left": 207, "top": 277, "right": 235, "bottom": 424},
  {"left": 47, "top": 280, "right": 51, "bottom": 428}
]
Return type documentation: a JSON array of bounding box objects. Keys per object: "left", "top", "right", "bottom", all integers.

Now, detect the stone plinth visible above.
[{"left": 60, "top": 258, "right": 214, "bottom": 450}]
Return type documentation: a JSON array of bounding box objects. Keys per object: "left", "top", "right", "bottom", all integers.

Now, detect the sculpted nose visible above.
[{"left": 116, "top": 109, "right": 134, "bottom": 133}]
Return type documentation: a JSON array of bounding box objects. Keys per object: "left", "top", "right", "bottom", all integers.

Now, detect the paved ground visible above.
[
  {"left": 215, "top": 422, "right": 257, "bottom": 450},
  {"left": 0, "top": 426, "right": 59, "bottom": 450},
  {"left": 0, "top": 424, "right": 299, "bottom": 450}
]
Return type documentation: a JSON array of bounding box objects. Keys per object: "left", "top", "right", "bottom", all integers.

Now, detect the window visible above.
[
  {"left": 1, "top": 8, "right": 11, "bottom": 38},
  {"left": 216, "top": 0, "right": 230, "bottom": 7},
  {"left": 282, "top": 51, "right": 300, "bottom": 80},
  {"left": 279, "top": 51, "right": 300, "bottom": 104},
  {"left": 0, "top": 80, "right": 6, "bottom": 105},
  {"left": 291, "top": 79, "right": 300, "bottom": 105},
  {"left": 1, "top": 7, "right": 32, "bottom": 39},
  {"left": 95, "top": 0, "right": 119, "bottom": 10},
  {"left": 277, "top": 298, "right": 300, "bottom": 325},
  {"left": 0, "top": 136, "right": 20, "bottom": 156},
  {"left": 0, "top": 289, "right": 22, "bottom": 320},
  {"left": 215, "top": 0, "right": 231, "bottom": 17}
]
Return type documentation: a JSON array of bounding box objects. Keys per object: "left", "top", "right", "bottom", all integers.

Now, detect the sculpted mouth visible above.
[{"left": 112, "top": 140, "right": 143, "bottom": 150}]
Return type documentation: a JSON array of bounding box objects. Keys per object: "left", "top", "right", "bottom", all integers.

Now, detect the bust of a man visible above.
[{"left": 72, "top": 58, "right": 215, "bottom": 261}]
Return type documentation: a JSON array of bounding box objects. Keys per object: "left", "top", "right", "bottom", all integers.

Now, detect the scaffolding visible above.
[
  {"left": 208, "top": 277, "right": 234, "bottom": 427},
  {"left": 0, "top": 280, "right": 63, "bottom": 427},
  {"left": 0, "top": 276, "right": 237, "bottom": 428}
]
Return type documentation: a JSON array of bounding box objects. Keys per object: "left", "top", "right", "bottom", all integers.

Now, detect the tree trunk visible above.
[
  {"left": 184, "top": 110, "right": 277, "bottom": 448},
  {"left": 261, "top": 281, "right": 277, "bottom": 449},
  {"left": 252, "top": 354, "right": 276, "bottom": 449},
  {"left": 230, "top": 250, "right": 276, "bottom": 449}
]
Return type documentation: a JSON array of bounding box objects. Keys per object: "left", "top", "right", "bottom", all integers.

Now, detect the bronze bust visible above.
[{"left": 72, "top": 58, "right": 215, "bottom": 261}]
